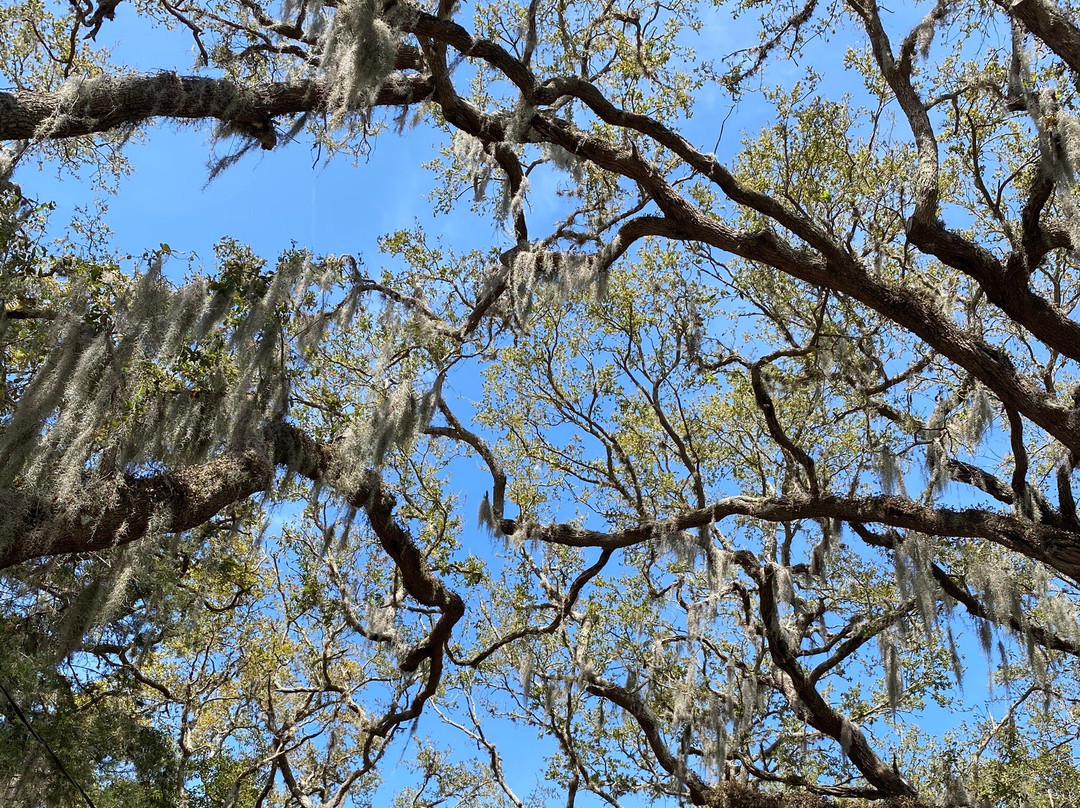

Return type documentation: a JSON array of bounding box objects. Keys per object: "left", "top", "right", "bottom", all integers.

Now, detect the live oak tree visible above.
[{"left": 3, "top": 0, "right": 1080, "bottom": 805}]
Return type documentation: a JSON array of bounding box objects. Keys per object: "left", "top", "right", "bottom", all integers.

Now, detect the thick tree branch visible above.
[
  {"left": 852, "top": 522, "right": 1080, "bottom": 658},
  {"left": 758, "top": 563, "right": 917, "bottom": 798},
  {"left": 751, "top": 359, "right": 820, "bottom": 499},
  {"left": 583, "top": 675, "right": 719, "bottom": 806},
  {"left": 848, "top": 0, "right": 1080, "bottom": 365},
  {"left": 516, "top": 106, "right": 1080, "bottom": 460},
  {"left": 0, "top": 71, "right": 433, "bottom": 145},
  {"left": 507, "top": 493, "right": 1080, "bottom": 584},
  {"left": 931, "top": 562, "right": 1080, "bottom": 657},
  {"left": 584, "top": 673, "right": 911, "bottom": 807},
  {"left": 359, "top": 470, "right": 465, "bottom": 753},
  {"left": 7, "top": 20, "right": 1080, "bottom": 468},
  {"left": 0, "top": 450, "right": 275, "bottom": 568},
  {"left": 1003, "top": 0, "right": 1080, "bottom": 76},
  {"left": 0, "top": 308, "right": 57, "bottom": 321}
]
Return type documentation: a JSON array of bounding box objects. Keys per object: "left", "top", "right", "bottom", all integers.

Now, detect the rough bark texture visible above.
[
  {"left": 1004, "top": 0, "right": 1080, "bottom": 76},
  {"left": 0, "top": 450, "right": 274, "bottom": 568},
  {"left": 5, "top": 0, "right": 1080, "bottom": 803},
  {"left": 0, "top": 72, "right": 433, "bottom": 147}
]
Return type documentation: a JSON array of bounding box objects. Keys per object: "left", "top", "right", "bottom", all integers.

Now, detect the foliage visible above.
[{"left": 3, "top": 0, "right": 1080, "bottom": 806}]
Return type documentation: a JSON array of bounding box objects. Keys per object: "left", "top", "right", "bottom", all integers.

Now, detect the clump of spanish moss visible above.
[
  {"left": 542, "top": 143, "right": 587, "bottom": 184},
  {"left": 321, "top": 0, "right": 401, "bottom": 129},
  {"left": 921, "top": 396, "right": 953, "bottom": 495},
  {"left": 0, "top": 255, "right": 340, "bottom": 502},
  {"left": 503, "top": 247, "right": 603, "bottom": 326},
  {"left": 449, "top": 130, "right": 498, "bottom": 205},
  {"left": 1011, "top": 25, "right": 1080, "bottom": 251}
]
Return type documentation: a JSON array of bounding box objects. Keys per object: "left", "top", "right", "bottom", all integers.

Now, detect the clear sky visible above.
[
  {"left": 15, "top": 0, "right": 813, "bottom": 266},
  {"left": 8, "top": 1, "right": 1018, "bottom": 804},
  {"left": 13, "top": 8, "right": 592, "bottom": 802}
]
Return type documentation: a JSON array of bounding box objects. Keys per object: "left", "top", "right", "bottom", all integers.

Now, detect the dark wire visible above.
[{"left": 0, "top": 678, "right": 98, "bottom": 808}]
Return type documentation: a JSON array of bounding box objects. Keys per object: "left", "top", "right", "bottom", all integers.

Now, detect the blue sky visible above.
[
  {"left": 7, "top": 0, "right": 1045, "bottom": 804},
  {"left": 27, "top": 109, "right": 447, "bottom": 264},
  {"left": 17, "top": 3, "right": 460, "bottom": 263},
  {"left": 13, "top": 0, "right": 908, "bottom": 267},
  {"left": 12, "top": 9, "right": 598, "bottom": 802}
]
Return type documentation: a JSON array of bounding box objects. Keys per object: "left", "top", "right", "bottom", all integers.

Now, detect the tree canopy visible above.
[{"left": 3, "top": 0, "right": 1080, "bottom": 805}]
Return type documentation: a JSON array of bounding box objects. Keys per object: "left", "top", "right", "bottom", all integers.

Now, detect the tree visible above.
[{"left": 2, "top": 0, "right": 1080, "bottom": 804}]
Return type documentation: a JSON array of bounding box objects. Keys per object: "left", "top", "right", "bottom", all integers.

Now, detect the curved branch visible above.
[
  {"left": 583, "top": 675, "right": 719, "bottom": 806},
  {"left": 758, "top": 563, "right": 917, "bottom": 797},
  {"left": 1003, "top": 0, "right": 1080, "bottom": 76},
  {"left": 932, "top": 562, "right": 1080, "bottom": 657},
  {"left": 8, "top": 12, "right": 1080, "bottom": 465},
  {"left": 455, "top": 548, "right": 614, "bottom": 668},
  {"left": 428, "top": 395, "right": 509, "bottom": 522},
  {"left": 751, "top": 359, "right": 820, "bottom": 499},
  {"left": 511, "top": 492, "right": 1080, "bottom": 584},
  {"left": 850, "top": 0, "right": 1080, "bottom": 364}
]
